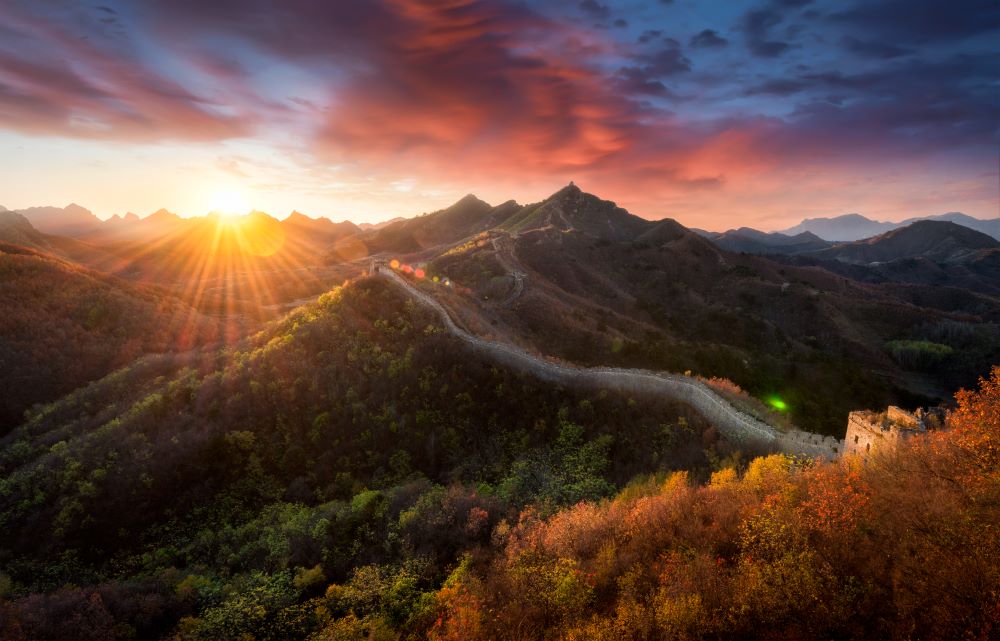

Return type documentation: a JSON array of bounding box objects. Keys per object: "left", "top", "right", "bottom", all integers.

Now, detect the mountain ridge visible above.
[{"left": 781, "top": 211, "right": 1000, "bottom": 241}]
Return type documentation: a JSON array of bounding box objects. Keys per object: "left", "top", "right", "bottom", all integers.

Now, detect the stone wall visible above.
[
  {"left": 844, "top": 407, "right": 924, "bottom": 460},
  {"left": 377, "top": 267, "right": 843, "bottom": 460}
]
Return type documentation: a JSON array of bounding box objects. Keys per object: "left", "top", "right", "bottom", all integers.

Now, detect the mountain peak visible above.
[
  {"left": 549, "top": 181, "right": 582, "bottom": 201},
  {"left": 456, "top": 193, "right": 486, "bottom": 206},
  {"left": 147, "top": 208, "right": 180, "bottom": 220},
  {"left": 502, "top": 184, "right": 652, "bottom": 241},
  {"left": 64, "top": 203, "right": 92, "bottom": 216}
]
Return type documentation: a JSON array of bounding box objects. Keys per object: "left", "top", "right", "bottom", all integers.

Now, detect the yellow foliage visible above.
[
  {"left": 742, "top": 454, "right": 793, "bottom": 493},
  {"left": 710, "top": 468, "right": 738, "bottom": 487},
  {"left": 654, "top": 592, "right": 705, "bottom": 640},
  {"left": 661, "top": 470, "right": 689, "bottom": 496}
]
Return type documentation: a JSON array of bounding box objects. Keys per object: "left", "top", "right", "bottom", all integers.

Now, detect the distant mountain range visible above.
[
  {"left": 695, "top": 227, "right": 832, "bottom": 255},
  {"left": 774, "top": 220, "right": 1000, "bottom": 296},
  {"left": 7, "top": 203, "right": 361, "bottom": 240},
  {"left": 780, "top": 211, "right": 1000, "bottom": 241}
]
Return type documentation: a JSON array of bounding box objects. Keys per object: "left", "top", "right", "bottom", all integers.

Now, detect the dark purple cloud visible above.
[{"left": 690, "top": 29, "right": 728, "bottom": 48}]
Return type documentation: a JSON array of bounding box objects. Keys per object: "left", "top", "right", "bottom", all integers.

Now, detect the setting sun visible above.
[{"left": 209, "top": 189, "right": 250, "bottom": 217}]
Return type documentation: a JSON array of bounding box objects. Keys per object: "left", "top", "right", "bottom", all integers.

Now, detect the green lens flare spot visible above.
[{"left": 768, "top": 397, "right": 788, "bottom": 411}]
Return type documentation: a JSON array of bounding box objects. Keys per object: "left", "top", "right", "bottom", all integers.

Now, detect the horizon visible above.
[
  {"left": 5, "top": 184, "right": 999, "bottom": 234},
  {"left": 2, "top": 1, "right": 998, "bottom": 229}
]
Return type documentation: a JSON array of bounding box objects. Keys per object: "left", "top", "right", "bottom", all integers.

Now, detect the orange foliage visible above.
[{"left": 429, "top": 369, "right": 1000, "bottom": 640}]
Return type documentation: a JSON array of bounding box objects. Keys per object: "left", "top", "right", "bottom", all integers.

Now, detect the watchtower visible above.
[{"left": 843, "top": 406, "right": 930, "bottom": 459}]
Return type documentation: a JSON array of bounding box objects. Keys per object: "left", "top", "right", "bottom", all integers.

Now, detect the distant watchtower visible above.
[
  {"left": 844, "top": 406, "right": 932, "bottom": 459},
  {"left": 369, "top": 258, "right": 387, "bottom": 275}
]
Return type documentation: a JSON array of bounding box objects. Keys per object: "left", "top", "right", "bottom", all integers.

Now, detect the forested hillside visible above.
[
  {"left": 0, "top": 277, "right": 732, "bottom": 640},
  {"left": 0, "top": 243, "right": 222, "bottom": 433}
]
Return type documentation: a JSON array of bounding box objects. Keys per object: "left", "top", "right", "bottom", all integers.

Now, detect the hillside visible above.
[
  {"left": 79, "top": 211, "right": 362, "bottom": 318},
  {"left": 0, "top": 276, "right": 731, "bottom": 639},
  {"left": 0, "top": 242, "right": 223, "bottom": 432},
  {"left": 417, "top": 188, "right": 1000, "bottom": 435},
  {"left": 812, "top": 220, "right": 998, "bottom": 265},
  {"left": 0, "top": 212, "right": 118, "bottom": 267},
  {"left": 777, "top": 221, "right": 1000, "bottom": 296},
  {"left": 345, "top": 195, "right": 514, "bottom": 257},
  {"left": 500, "top": 183, "right": 653, "bottom": 240},
  {"left": 703, "top": 227, "right": 832, "bottom": 255},
  {"left": 425, "top": 368, "right": 1000, "bottom": 641}
]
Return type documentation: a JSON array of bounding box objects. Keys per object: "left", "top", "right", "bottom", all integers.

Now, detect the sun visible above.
[{"left": 209, "top": 189, "right": 250, "bottom": 218}]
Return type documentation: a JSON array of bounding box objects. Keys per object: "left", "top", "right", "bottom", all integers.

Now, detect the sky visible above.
[{"left": 0, "top": 0, "right": 997, "bottom": 230}]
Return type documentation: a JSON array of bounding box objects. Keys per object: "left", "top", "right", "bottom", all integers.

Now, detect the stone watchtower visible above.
[{"left": 843, "top": 406, "right": 929, "bottom": 459}]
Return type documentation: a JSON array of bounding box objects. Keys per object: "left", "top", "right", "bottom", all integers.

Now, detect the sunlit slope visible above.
[
  {"left": 0, "top": 276, "right": 726, "bottom": 591},
  {"left": 84, "top": 211, "right": 362, "bottom": 318},
  {"left": 0, "top": 243, "right": 222, "bottom": 433}
]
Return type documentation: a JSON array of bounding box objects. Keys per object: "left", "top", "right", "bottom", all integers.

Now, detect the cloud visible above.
[
  {"left": 638, "top": 29, "right": 663, "bottom": 44},
  {"left": 690, "top": 29, "right": 728, "bottom": 48},
  {"left": 839, "top": 36, "right": 912, "bottom": 59},
  {"left": 741, "top": 8, "right": 792, "bottom": 57},
  {"left": 578, "top": 0, "right": 610, "bottom": 20},
  {"left": 0, "top": 0, "right": 995, "bottom": 227},
  {"left": 830, "top": 0, "right": 1000, "bottom": 45},
  {"left": 0, "top": 2, "right": 256, "bottom": 141}
]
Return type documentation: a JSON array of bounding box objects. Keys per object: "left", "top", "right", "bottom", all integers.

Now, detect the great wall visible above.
[{"left": 372, "top": 261, "right": 846, "bottom": 460}]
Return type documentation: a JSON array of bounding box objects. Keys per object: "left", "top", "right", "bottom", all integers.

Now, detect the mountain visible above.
[
  {"left": 779, "top": 221, "right": 1000, "bottom": 295},
  {"left": 782, "top": 212, "right": 1000, "bottom": 241},
  {"left": 422, "top": 186, "right": 1000, "bottom": 434},
  {"left": 353, "top": 194, "right": 506, "bottom": 255},
  {"left": 0, "top": 242, "right": 221, "bottom": 433},
  {"left": 812, "top": 220, "right": 998, "bottom": 265},
  {"left": 358, "top": 216, "right": 405, "bottom": 230},
  {"left": 0, "top": 211, "right": 42, "bottom": 247},
  {"left": 16, "top": 203, "right": 104, "bottom": 236},
  {"left": 781, "top": 213, "right": 894, "bottom": 241},
  {"left": 500, "top": 183, "right": 654, "bottom": 240},
  {"left": 282, "top": 211, "right": 360, "bottom": 243},
  {"left": 103, "top": 212, "right": 141, "bottom": 225},
  {"left": 704, "top": 227, "right": 832, "bottom": 255},
  {"left": 901, "top": 212, "right": 1000, "bottom": 240},
  {"left": 352, "top": 183, "right": 658, "bottom": 261},
  {"left": 0, "top": 211, "right": 118, "bottom": 267}
]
